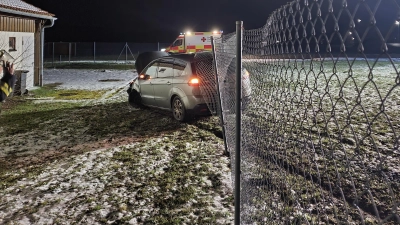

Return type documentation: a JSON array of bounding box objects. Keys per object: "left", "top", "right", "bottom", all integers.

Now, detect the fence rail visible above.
[
  {"left": 43, "top": 42, "right": 170, "bottom": 65},
  {"left": 211, "top": 0, "right": 400, "bottom": 224}
]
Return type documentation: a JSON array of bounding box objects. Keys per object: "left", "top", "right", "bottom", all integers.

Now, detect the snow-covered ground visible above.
[
  {"left": 0, "top": 135, "right": 233, "bottom": 224},
  {"left": 42, "top": 68, "right": 137, "bottom": 91},
  {"left": 0, "top": 68, "right": 233, "bottom": 224}
]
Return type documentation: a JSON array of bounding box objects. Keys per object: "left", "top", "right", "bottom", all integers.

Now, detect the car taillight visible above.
[
  {"left": 139, "top": 74, "right": 145, "bottom": 79},
  {"left": 188, "top": 78, "right": 200, "bottom": 86}
]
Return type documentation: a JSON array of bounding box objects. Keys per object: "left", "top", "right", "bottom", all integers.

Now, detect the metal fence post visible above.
[
  {"left": 52, "top": 42, "right": 54, "bottom": 67},
  {"left": 235, "top": 20, "right": 243, "bottom": 225},
  {"left": 94, "top": 42, "right": 96, "bottom": 63},
  {"left": 126, "top": 42, "right": 128, "bottom": 64},
  {"left": 69, "top": 42, "right": 71, "bottom": 64}
]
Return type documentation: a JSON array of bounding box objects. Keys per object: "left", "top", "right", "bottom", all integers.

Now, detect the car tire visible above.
[
  {"left": 128, "top": 89, "right": 143, "bottom": 108},
  {"left": 172, "top": 96, "right": 188, "bottom": 122}
]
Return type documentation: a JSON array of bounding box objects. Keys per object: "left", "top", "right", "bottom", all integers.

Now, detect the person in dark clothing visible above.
[{"left": 0, "top": 62, "right": 16, "bottom": 102}]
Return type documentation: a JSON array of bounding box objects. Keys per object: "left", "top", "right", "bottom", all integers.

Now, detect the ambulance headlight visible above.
[{"left": 160, "top": 48, "right": 166, "bottom": 52}]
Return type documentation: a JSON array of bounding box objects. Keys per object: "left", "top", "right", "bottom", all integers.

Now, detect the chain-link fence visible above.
[
  {"left": 213, "top": 0, "right": 400, "bottom": 224},
  {"left": 43, "top": 42, "right": 170, "bottom": 65}
]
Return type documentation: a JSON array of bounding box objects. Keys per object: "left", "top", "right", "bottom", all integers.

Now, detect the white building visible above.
[{"left": 0, "top": 0, "right": 56, "bottom": 90}]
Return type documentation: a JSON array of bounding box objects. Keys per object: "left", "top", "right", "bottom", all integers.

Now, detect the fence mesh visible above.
[
  {"left": 214, "top": 0, "right": 400, "bottom": 224},
  {"left": 193, "top": 52, "right": 219, "bottom": 115},
  {"left": 43, "top": 42, "right": 170, "bottom": 64}
]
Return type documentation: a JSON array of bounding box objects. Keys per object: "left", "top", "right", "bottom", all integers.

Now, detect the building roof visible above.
[{"left": 0, "top": 0, "right": 55, "bottom": 18}]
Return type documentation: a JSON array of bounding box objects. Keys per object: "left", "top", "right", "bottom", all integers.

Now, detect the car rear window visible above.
[{"left": 173, "top": 59, "right": 190, "bottom": 77}]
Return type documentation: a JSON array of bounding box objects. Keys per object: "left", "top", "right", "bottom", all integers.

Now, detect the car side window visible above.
[
  {"left": 173, "top": 59, "right": 187, "bottom": 77},
  {"left": 172, "top": 39, "right": 183, "bottom": 47},
  {"left": 143, "top": 62, "right": 159, "bottom": 79},
  {"left": 157, "top": 59, "right": 174, "bottom": 78}
]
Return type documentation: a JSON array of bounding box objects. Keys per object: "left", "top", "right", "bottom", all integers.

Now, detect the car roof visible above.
[
  {"left": 159, "top": 52, "right": 213, "bottom": 63},
  {"left": 138, "top": 52, "right": 213, "bottom": 74},
  {"left": 135, "top": 51, "right": 170, "bottom": 74}
]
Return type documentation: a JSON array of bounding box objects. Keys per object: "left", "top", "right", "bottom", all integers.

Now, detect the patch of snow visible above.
[
  {"left": 42, "top": 69, "right": 137, "bottom": 91},
  {"left": 0, "top": 136, "right": 233, "bottom": 224}
]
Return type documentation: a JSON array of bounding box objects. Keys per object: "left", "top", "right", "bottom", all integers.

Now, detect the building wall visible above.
[
  {"left": 0, "top": 16, "right": 35, "bottom": 32},
  {"left": 0, "top": 31, "right": 35, "bottom": 89},
  {"left": 0, "top": 15, "right": 37, "bottom": 89}
]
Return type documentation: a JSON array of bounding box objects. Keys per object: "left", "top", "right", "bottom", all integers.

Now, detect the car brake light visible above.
[
  {"left": 139, "top": 74, "right": 145, "bottom": 79},
  {"left": 188, "top": 78, "right": 200, "bottom": 86}
]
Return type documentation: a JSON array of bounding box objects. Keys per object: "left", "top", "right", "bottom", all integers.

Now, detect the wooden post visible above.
[{"left": 33, "top": 20, "right": 41, "bottom": 86}]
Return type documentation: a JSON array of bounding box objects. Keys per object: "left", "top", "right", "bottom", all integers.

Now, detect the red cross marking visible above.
[{"left": 201, "top": 37, "right": 207, "bottom": 42}]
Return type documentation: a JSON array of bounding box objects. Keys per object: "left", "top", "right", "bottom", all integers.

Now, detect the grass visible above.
[
  {"left": 0, "top": 85, "right": 105, "bottom": 135},
  {"left": 1, "top": 96, "right": 80, "bottom": 115},
  {"left": 233, "top": 58, "right": 400, "bottom": 224},
  {"left": 0, "top": 83, "right": 232, "bottom": 224},
  {"left": 29, "top": 83, "right": 107, "bottom": 100},
  {"left": 0, "top": 164, "right": 44, "bottom": 190},
  {"left": 111, "top": 131, "right": 231, "bottom": 224},
  {"left": 222, "top": 57, "right": 400, "bottom": 224}
]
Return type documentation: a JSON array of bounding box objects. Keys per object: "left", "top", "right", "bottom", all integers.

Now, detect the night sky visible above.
[{"left": 23, "top": 0, "right": 286, "bottom": 43}]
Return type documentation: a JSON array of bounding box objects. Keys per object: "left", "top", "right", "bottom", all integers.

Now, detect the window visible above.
[
  {"left": 157, "top": 59, "right": 174, "bottom": 78},
  {"left": 174, "top": 59, "right": 189, "bottom": 77},
  {"left": 9, "top": 37, "right": 16, "bottom": 51},
  {"left": 172, "top": 39, "right": 183, "bottom": 47},
  {"left": 143, "top": 62, "right": 158, "bottom": 79}
]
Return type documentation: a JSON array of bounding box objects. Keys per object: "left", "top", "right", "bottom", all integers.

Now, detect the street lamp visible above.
[{"left": 396, "top": 21, "right": 400, "bottom": 41}]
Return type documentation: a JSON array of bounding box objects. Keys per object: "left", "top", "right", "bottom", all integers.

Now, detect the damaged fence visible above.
[{"left": 212, "top": 0, "right": 400, "bottom": 224}]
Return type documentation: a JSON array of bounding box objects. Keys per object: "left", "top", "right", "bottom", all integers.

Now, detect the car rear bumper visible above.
[
  {"left": 180, "top": 95, "right": 211, "bottom": 115},
  {"left": 186, "top": 103, "right": 211, "bottom": 116}
]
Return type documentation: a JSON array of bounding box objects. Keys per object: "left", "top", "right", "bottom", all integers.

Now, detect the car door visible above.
[
  {"left": 153, "top": 58, "right": 174, "bottom": 109},
  {"left": 139, "top": 62, "right": 158, "bottom": 106}
]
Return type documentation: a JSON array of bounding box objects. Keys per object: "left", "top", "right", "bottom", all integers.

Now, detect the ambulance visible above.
[{"left": 164, "top": 31, "right": 223, "bottom": 53}]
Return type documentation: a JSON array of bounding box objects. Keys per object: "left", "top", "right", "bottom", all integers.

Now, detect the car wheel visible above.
[
  {"left": 172, "top": 96, "right": 187, "bottom": 122},
  {"left": 128, "top": 90, "right": 143, "bottom": 108}
]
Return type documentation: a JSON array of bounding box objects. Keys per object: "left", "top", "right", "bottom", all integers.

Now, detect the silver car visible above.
[{"left": 127, "top": 52, "right": 251, "bottom": 121}]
